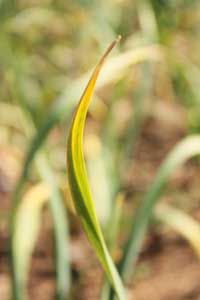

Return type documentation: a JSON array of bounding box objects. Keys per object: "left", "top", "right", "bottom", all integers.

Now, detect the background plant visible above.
[{"left": 0, "top": 0, "right": 200, "bottom": 300}]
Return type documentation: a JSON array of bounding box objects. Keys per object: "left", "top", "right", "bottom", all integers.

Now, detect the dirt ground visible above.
[{"left": 1, "top": 100, "right": 200, "bottom": 300}]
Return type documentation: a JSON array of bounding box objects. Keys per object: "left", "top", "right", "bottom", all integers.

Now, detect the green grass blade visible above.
[
  {"left": 11, "top": 150, "right": 70, "bottom": 300},
  {"left": 118, "top": 135, "right": 200, "bottom": 282},
  {"left": 36, "top": 154, "right": 71, "bottom": 300},
  {"left": 9, "top": 76, "right": 70, "bottom": 300},
  {"left": 11, "top": 155, "right": 70, "bottom": 300},
  {"left": 108, "top": 135, "right": 200, "bottom": 300},
  {"left": 66, "top": 36, "right": 125, "bottom": 300}
]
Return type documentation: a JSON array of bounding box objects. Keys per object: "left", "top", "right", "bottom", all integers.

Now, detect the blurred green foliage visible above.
[{"left": 1, "top": 0, "right": 200, "bottom": 300}]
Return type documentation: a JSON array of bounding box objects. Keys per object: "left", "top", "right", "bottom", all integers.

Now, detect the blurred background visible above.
[{"left": 1, "top": 0, "right": 200, "bottom": 299}]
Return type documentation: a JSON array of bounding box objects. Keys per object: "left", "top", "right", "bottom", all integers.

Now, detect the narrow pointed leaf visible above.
[
  {"left": 155, "top": 203, "right": 200, "bottom": 258},
  {"left": 13, "top": 183, "right": 49, "bottom": 297},
  {"left": 119, "top": 135, "right": 200, "bottom": 281},
  {"left": 9, "top": 93, "right": 70, "bottom": 300},
  {"left": 108, "top": 135, "right": 200, "bottom": 300},
  {"left": 66, "top": 37, "right": 125, "bottom": 300}
]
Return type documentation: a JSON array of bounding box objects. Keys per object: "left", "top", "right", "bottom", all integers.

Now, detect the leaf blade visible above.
[
  {"left": 66, "top": 36, "right": 125, "bottom": 300},
  {"left": 119, "top": 135, "right": 200, "bottom": 281},
  {"left": 13, "top": 183, "right": 49, "bottom": 296}
]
